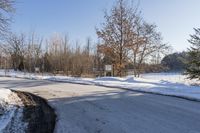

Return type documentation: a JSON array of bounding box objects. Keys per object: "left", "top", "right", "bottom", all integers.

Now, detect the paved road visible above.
[{"left": 1, "top": 77, "right": 200, "bottom": 133}]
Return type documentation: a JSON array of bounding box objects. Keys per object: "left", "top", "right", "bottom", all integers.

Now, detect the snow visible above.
[
  {"left": 1, "top": 70, "right": 200, "bottom": 102},
  {"left": 11, "top": 77, "right": 200, "bottom": 133},
  {"left": 0, "top": 89, "right": 11, "bottom": 101},
  {"left": 94, "top": 76, "right": 200, "bottom": 101},
  {"left": 1, "top": 70, "right": 200, "bottom": 132},
  {"left": 0, "top": 88, "right": 26, "bottom": 132},
  {"left": 0, "top": 89, "right": 12, "bottom": 131},
  {"left": 141, "top": 72, "right": 200, "bottom": 85}
]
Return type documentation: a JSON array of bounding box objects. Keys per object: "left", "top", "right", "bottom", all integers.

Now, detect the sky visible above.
[{"left": 11, "top": 0, "right": 200, "bottom": 52}]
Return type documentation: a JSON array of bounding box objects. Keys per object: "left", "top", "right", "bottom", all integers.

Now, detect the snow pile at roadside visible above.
[
  {"left": 0, "top": 69, "right": 41, "bottom": 80},
  {"left": 42, "top": 76, "right": 94, "bottom": 85},
  {"left": 0, "top": 89, "right": 13, "bottom": 132},
  {"left": 1, "top": 70, "right": 200, "bottom": 101},
  {"left": 94, "top": 76, "right": 200, "bottom": 101},
  {"left": 44, "top": 75, "right": 200, "bottom": 101},
  {"left": 0, "top": 89, "right": 11, "bottom": 117},
  {"left": 141, "top": 72, "right": 200, "bottom": 85},
  {"left": 0, "top": 89, "right": 26, "bottom": 132}
]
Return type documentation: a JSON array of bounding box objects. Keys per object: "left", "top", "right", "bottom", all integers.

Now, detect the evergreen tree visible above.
[{"left": 186, "top": 28, "right": 200, "bottom": 79}]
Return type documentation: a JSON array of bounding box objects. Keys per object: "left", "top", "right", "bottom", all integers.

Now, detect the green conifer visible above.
[{"left": 186, "top": 28, "right": 200, "bottom": 79}]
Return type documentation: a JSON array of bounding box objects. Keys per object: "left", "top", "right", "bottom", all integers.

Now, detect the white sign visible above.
[
  {"left": 35, "top": 67, "right": 40, "bottom": 72},
  {"left": 105, "top": 65, "right": 112, "bottom": 71}
]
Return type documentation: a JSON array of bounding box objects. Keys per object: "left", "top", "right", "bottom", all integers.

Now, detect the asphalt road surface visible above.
[{"left": 0, "top": 77, "right": 200, "bottom": 133}]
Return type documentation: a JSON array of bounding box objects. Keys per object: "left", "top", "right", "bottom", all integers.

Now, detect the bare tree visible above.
[
  {"left": 3, "top": 33, "right": 26, "bottom": 70},
  {"left": 82, "top": 37, "right": 93, "bottom": 75},
  {"left": 96, "top": 0, "right": 138, "bottom": 77},
  {"left": 26, "top": 32, "right": 43, "bottom": 72},
  {"left": 129, "top": 22, "right": 169, "bottom": 76},
  {"left": 0, "top": 0, "right": 15, "bottom": 37},
  {"left": 97, "top": 0, "right": 170, "bottom": 77}
]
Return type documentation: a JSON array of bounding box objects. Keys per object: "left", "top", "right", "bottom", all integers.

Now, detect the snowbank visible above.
[
  {"left": 94, "top": 77, "right": 200, "bottom": 101},
  {"left": 0, "top": 89, "right": 11, "bottom": 102},
  {"left": 0, "top": 88, "right": 26, "bottom": 132},
  {"left": 141, "top": 72, "right": 200, "bottom": 85},
  {"left": 0, "top": 89, "right": 13, "bottom": 131},
  {"left": 1, "top": 70, "right": 200, "bottom": 102}
]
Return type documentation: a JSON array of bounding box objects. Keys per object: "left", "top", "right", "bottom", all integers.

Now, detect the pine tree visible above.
[{"left": 186, "top": 28, "right": 200, "bottom": 79}]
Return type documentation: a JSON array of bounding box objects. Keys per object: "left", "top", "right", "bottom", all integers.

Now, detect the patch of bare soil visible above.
[
  {"left": 13, "top": 90, "right": 56, "bottom": 133},
  {"left": 0, "top": 106, "right": 4, "bottom": 115}
]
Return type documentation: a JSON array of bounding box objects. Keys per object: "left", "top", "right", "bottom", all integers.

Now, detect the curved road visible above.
[{"left": 0, "top": 77, "right": 200, "bottom": 133}]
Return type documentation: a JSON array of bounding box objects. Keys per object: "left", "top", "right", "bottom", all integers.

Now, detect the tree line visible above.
[
  {"left": 0, "top": 33, "right": 99, "bottom": 77},
  {"left": 160, "top": 28, "right": 200, "bottom": 81},
  {"left": 0, "top": 0, "right": 170, "bottom": 77},
  {"left": 0, "top": 0, "right": 199, "bottom": 79},
  {"left": 161, "top": 52, "right": 189, "bottom": 72}
]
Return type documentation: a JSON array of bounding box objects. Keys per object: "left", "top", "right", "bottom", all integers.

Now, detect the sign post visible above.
[{"left": 105, "top": 65, "right": 113, "bottom": 76}]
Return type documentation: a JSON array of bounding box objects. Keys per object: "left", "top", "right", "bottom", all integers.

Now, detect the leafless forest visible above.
[{"left": 0, "top": 0, "right": 171, "bottom": 77}]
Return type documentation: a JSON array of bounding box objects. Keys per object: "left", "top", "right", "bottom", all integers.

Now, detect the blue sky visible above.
[{"left": 11, "top": 0, "right": 200, "bottom": 52}]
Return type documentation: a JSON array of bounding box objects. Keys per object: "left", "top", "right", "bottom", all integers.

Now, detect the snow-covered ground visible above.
[
  {"left": 141, "top": 72, "right": 200, "bottom": 85},
  {"left": 0, "top": 89, "right": 13, "bottom": 132},
  {"left": 1, "top": 70, "right": 200, "bottom": 132},
  {"left": 1, "top": 70, "right": 200, "bottom": 102},
  {"left": 0, "top": 89, "right": 26, "bottom": 132}
]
